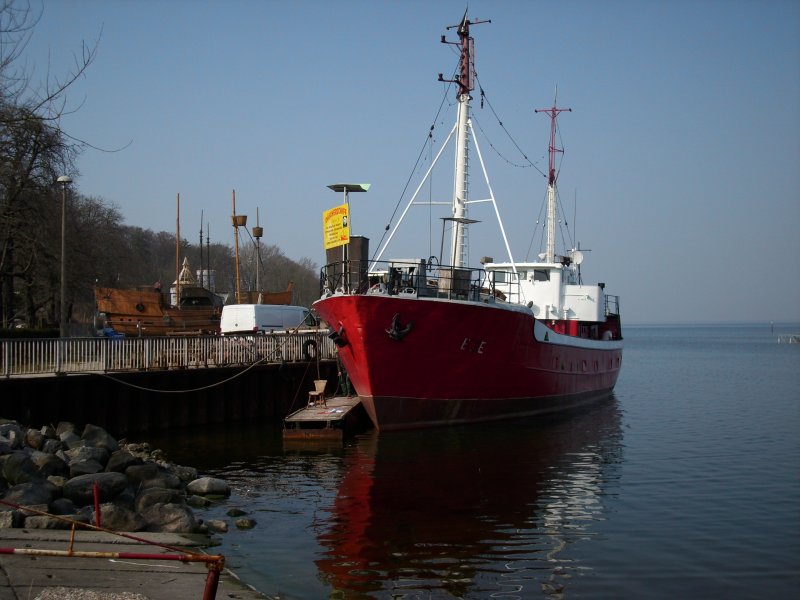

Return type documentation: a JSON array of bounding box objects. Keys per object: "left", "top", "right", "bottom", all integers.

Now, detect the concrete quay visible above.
[{"left": 0, "top": 529, "right": 270, "bottom": 600}]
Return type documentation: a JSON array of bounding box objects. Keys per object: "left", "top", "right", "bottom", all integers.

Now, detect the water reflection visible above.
[{"left": 316, "top": 396, "right": 623, "bottom": 599}]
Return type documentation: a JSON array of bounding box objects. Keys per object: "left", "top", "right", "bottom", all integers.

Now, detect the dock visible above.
[
  {"left": 283, "top": 396, "right": 365, "bottom": 440},
  {"left": 0, "top": 528, "right": 269, "bottom": 599}
]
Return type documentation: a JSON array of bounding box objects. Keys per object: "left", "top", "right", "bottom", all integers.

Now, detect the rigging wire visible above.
[
  {"left": 474, "top": 78, "right": 547, "bottom": 179},
  {"left": 369, "top": 75, "right": 457, "bottom": 261}
]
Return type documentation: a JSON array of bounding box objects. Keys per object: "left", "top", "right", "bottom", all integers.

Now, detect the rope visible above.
[{"left": 95, "top": 324, "right": 321, "bottom": 395}]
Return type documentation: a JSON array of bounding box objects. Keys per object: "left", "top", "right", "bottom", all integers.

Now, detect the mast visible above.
[
  {"left": 231, "top": 190, "right": 245, "bottom": 304},
  {"left": 535, "top": 100, "right": 571, "bottom": 263},
  {"left": 440, "top": 12, "right": 489, "bottom": 267},
  {"left": 199, "top": 210, "right": 204, "bottom": 289},
  {"left": 175, "top": 193, "right": 180, "bottom": 307}
]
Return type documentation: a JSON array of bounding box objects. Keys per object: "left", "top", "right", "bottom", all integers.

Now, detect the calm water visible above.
[{"left": 148, "top": 324, "right": 800, "bottom": 599}]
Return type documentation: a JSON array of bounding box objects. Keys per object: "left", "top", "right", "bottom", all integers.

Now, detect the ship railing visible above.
[
  {"left": 320, "top": 259, "right": 514, "bottom": 303},
  {"left": 0, "top": 329, "right": 336, "bottom": 377}
]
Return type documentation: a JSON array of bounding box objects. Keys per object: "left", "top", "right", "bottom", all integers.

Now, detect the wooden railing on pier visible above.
[{"left": 1, "top": 329, "right": 336, "bottom": 377}]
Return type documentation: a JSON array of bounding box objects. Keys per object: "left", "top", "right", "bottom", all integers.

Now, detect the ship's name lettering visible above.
[{"left": 460, "top": 338, "right": 486, "bottom": 354}]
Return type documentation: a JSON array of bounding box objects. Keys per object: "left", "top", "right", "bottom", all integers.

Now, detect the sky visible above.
[{"left": 22, "top": 0, "right": 800, "bottom": 324}]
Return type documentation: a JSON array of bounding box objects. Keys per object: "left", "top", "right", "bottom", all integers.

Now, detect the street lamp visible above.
[{"left": 57, "top": 175, "right": 72, "bottom": 338}]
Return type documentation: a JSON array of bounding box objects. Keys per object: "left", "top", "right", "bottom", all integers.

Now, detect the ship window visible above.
[
  {"left": 493, "top": 271, "right": 507, "bottom": 284},
  {"left": 533, "top": 269, "right": 550, "bottom": 282}
]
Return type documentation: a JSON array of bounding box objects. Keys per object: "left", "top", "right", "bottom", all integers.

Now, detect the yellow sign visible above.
[{"left": 323, "top": 203, "right": 350, "bottom": 250}]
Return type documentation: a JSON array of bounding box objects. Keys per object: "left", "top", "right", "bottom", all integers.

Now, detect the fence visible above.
[{"left": 1, "top": 329, "right": 336, "bottom": 377}]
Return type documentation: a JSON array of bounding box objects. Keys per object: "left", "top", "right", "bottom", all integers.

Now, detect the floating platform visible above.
[{"left": 283, "top": 395, "right": 365, "bottom": 440}]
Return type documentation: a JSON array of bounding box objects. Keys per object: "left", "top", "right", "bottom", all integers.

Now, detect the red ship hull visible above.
[{"left": 313, "top": 294, "right": 623, "bottom": 430}]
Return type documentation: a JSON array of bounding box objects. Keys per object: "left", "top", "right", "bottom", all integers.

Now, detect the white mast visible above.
[
  {"left": 535, "top": 100, "right": 571, "bottom": 263},
  {"left": 440, "top": 13, "right": 489, "bottom": 268}
]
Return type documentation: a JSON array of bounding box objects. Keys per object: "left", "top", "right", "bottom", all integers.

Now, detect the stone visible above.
[
  {"left": 106, "top": 450, "right": 142, "bottom": 473},
  {"left": 56, "top": 422, "right": 76, "bottom": 436},
  {"left": 81, "top": 424, "right": 120, "bottom": 454},
  {"left": 187, "top": 477, "right": 230, "bottom": 497},
  {"left": 2, "top": 481, "right": 58, "bottom": 506},
  {"left": 186, "top": 495, "right": 212, "bottom": 508},
  {"left": 59, "top": 431, "right": 83, "bottom": 449},
  {"left": 66, "top": 446, "right": 110, "bottom": 466},
  {"left": 97, "top": 503, "right": 147, "bottom": 532},
  {"left": 0, "top": 423, "right": 24, "bottom": 449},
  {"left": 226, "top": 507, "right": 247, "bottom": 517},
  {"left": 25, "top": 428, "right": 44, "bottom": 450},
  {"left": 62, "top": 472, "right": 129, "bottom": 506},
  {"left": 141, "top": 503, "right": 197, "bottom": 533},
  {"left": 16, "top": 502, "right": 49, "bottom": 517},
  {"left": 234, "top": 517, "right": 257, "bottom": 529},
  {"left": 205, "top": 519, "right": 229, "bottom": 533},
  {"left": 2, "top": 451, "right": 42, "bottom": 485},
  {"left": 41, "top": 438, "right": 62, "bottom": 454},
  {"left": 50, "top": 497, "right": 78, "bottom": 515},
  {"left": 168, "top": 464, "right": 198, "bottom": 484},
  {"left": 0, "top": 510, "right": 22, "bottom": 528},
  {"left": 125, "top": 463, "right": 160, "bottom": 484},
  {"left": 134, "top": 487, "right": 184, "bottom": 513},
  {"left": 69, "top": 459, "right": 105, "bottom": 478},
  {"left": 30, "top": 451, "right": 68, "bottom": 478},
  {"left": 24, "top": 513, "right": 89, "bottom": 529}
]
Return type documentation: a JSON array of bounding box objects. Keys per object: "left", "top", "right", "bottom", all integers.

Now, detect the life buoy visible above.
[{"left": 303, "top": 339, "right": 318, "bottom": 361}]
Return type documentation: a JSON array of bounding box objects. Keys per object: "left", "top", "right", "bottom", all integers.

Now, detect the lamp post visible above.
[{"left": 57, "top": 175, "right": 72, "bottom": 338}]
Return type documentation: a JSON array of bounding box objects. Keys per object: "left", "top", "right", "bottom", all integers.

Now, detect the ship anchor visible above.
[{"left": 386, "top": 313, "right": 413, "bottom": 341}]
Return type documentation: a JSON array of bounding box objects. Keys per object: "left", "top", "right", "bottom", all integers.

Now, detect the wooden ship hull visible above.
[{"left": 94, "top": 286, "right": 222, "bottom": 336}]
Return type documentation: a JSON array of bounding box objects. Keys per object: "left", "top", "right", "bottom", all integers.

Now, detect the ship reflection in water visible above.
[{"left": 314, "top": 395, "right": 623, "bottom": 598}]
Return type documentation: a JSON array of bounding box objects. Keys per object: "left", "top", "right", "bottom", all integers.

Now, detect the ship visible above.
[
  {"left": 312, "top": 13, "right": 623, "bottom": 431},
  {"left": 94, "top": 259, "right": 295, "bottom": 337},
  {"left": 94, "top": 257, "right": 224, "bottom": 336}
]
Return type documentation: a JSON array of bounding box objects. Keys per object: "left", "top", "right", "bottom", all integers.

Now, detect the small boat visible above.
[{"left": 312, "top": 13, "right": 623, "bottom": 431}]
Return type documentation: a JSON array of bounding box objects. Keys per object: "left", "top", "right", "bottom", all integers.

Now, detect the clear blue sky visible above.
[{"left": 26, "top": 0, "right": 800, "bottom": 324}]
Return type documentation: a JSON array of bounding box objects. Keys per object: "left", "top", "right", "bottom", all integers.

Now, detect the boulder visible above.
[
  {"left": 2, "top": 481, "right": 58, "bottom": 506},
  {"left": 134, "top": 487, "right": 184, "bottom": 513},
  {"left": 41, "top": 438, "right": 62, "bottom": 454},
  {"left": 63, "top": 472, "right": 129, "bottom": 506},
  {"left": 97, "top": 503, "right": 147, "bottom": 532},
  {"left": 141, "top": 503, "right": 197, "bottom": 533},
  {"left": 69, "top": 459, "right": 105, "bottom": 478},
  {"left": 29, "top": 451, "right": 68, "bottom": 478},
  {"left": 81, "top": 424, "right": 120, "bottom": 454},
  {"left": 25, "top": 428, "right": 44, "bottom": 450},
  {"left": 0, "top": 423, "right": 24, "bottom": 449},
  {"left": 168, "top": 464, "right": 198, "bottom": 484},
  {"left": 187, "top": 477, "right": 230, "bottom": 497},
  {"left": 106, "top": 450, "right": 142, "bottom": 473},
  {"left": 66, "top": 446, "right": 110, "bottom": 466},
  {"left": 49, "top": 497, "right": 78, "bottom": 515},
  {"left": 24, "top": 513, "right": 89, "bottom": 529},
  {"left": 205, "top": 519, "right": 229, "bottom": 533},
  {"left": 234, "top": 517, "right": 257, "bottom": 530},
  {"left": 59, "top": 431, "right": 82, "bottom": 449},
  {"left": 2, "top": 451, "right": 41, "bottom": 485}
]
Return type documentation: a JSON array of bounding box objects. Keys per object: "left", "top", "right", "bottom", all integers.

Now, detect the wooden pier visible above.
[
  {"left": 283, "top": 396, "right": 366, "bottom": 440},
  {"left": 0, "top": 330, "right": 345, "bottom": 436}
]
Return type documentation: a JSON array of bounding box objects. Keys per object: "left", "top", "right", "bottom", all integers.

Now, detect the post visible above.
[{"left": 57, "top": 176, "right": 72, "bottom": 338}]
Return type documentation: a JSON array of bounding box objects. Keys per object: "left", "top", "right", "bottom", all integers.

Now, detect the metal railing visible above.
[
  {"left": 1, "top": 329, "right": 336, "bottom": 377},
  {"left": 319, "top": 259, "right": 518, "bottom": 303}
]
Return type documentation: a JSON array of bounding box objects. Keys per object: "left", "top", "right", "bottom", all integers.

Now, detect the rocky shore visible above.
[{"left": 0, "top": 419, "right": 251, "bottom": 534}]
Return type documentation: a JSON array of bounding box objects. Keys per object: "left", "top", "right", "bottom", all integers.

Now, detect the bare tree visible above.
[{"left": 0, "top": 0, "right": 99, "bottom": 328}]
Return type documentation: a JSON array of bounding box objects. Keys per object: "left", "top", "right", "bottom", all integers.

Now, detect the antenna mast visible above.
[
  {"left": 439, "top": 12, "right": 490, "bottom": 267},
  {"left": 535, "top": 100, "right": 571, "bottom": 262}
]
